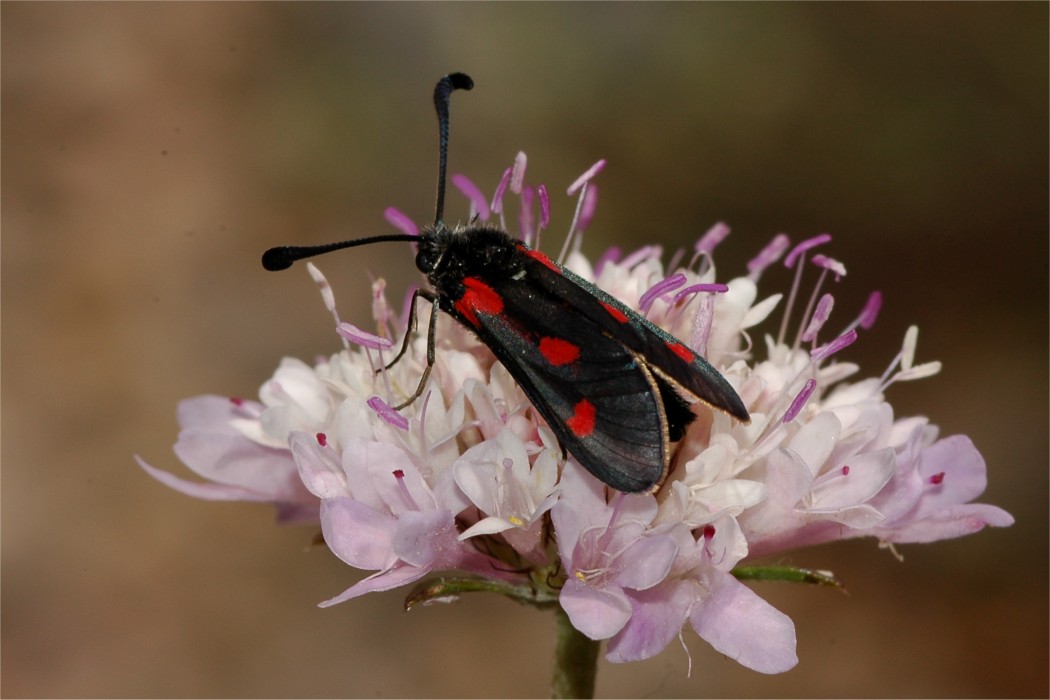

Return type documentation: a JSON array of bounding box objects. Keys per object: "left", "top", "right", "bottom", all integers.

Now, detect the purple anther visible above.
[
  {"left": 490, "top": 166, "right": 513, "bottom": 214},
  {"left": 784, "top": 233, "right": 832, "bottom": 268},
  {"left": 811, "top": 254, "right": 846, "bottom": 280},
  {"left": 747, "top": 233, "right": 791, "bottom": 277},
  {"left": 801, "top": 293, "right": 834, "bottom": 342},
  {"left": 367, "top": 395, "right": 409, "bottom": 431},
  {"left": 451, "top": 173, "right": 491, "bottom": 220},
  {"left": 384, "top": 207, "right": 419, "bottom": 236},
  {"left": 672, "top": 283, "right": 729, "bottom": 303},
  {"left": 510, "top": 151, "right": 527, "bottom": 194},
  {"left": 576, "top": 184, "right": 599, "bottom": 232},
  {"left": 620, "top": 245, "right": 659, "bottom": 270},
  {"left": 537, "top": 184, "right": 551, "bottom": 229},
  {"left": 810, "top": 328, "right": 857, "bottom": 361},
  {"left": 783, "top": 378, "right": 817, "bottom": 423},
  {"left": 337, "top": 322, "right": 393, "bottom": 350},
  {"left": 859, "top": 291, "right": 882, "bottom": 330},
  {"left": 519, "top": 185, "right": 535, "bottom": 240},
  {"left": 695, "top": 221, "right": 731, "bottom": 255},
  {"left": 567, "top": 159, "right": 607, "bottom": 196},
  {"left": 639, "top": 272, "right": 687, "bottom": 313}
]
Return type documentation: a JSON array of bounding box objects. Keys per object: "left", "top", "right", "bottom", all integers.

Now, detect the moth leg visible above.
[
  {"left": 390, "top": 291, "right": 440, "bottom": 410},
  {"left": 384, "top": 288, "right": 437, "bottom": 371}
]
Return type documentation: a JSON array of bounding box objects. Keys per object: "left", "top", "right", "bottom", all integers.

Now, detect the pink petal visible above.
[
  {"left": 606, "top": 581, "right": 694, "bottom": 663},
  {"left": 615, "top": 535, "right": 677, "bottom": 591},
  {"left": 690, "top": 573, "right": 798, "bottom": 674},
  {"left": 560, "top": 578, "right": 632, "bottom": 640},
  {"left": 320, "top": 497, "right": 397, "bottom": 570}
]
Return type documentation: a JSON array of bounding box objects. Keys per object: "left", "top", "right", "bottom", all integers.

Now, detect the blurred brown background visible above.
[{"left": 2, "top": 3, "right": 1046, "bottom": 698}]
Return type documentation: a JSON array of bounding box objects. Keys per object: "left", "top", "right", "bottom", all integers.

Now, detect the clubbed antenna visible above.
[{"left": 433, "top": 72, "right": 474, "bottom": 227}]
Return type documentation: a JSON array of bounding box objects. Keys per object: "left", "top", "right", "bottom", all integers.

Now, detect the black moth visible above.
[{"left": 263, "top": 72, "right": 749, "bottom": 493}]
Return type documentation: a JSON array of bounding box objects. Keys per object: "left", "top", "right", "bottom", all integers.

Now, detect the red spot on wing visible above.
[
  {"left": 525, "top": 248, "right": 561, "bottom": 273},
  {"left": 539, "top": 336, "right": 580, "bottom": 366},
  {"left": 454, "top": 277, "right": 504, "bottom": 326},
  {"left": 566, "top": 399, "right": 596, "bottom": 437},
  {"left": 601, "top": 301, "right": 629, "bottom": 323},
  {"left": 667, "top": 341, "right": 694, "bottom": 363}
]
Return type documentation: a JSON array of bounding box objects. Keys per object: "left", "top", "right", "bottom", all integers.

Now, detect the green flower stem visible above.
[{"left": 551, "top": 606, "right": 599, "bottom": 699}]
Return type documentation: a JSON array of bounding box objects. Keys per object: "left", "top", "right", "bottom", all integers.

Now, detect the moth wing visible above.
[
  {"left": 458, "top": 274, "right": 670, "bottom": 493},
  {"left": 523, "top": 251, "right": 749, "bottom": 422}
]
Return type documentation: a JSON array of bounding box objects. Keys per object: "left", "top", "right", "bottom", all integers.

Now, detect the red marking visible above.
[
  {"left": 316, "top": 432, "right": 328, "bottom": 447},
  {"left": 702, "top": 524, "right": 717, "bottom": 540},
  {"left": 930, "top": 472, "right": 945, "bottom": 485},
  {"left": 454, "top": 277, "right": 504, "bottom": 326},
  {"left": 525, "top": 248, "right": 560, "bottom": 273},
  {"left": 667, "top": 341, "right": 694, "bottom": 363},
  {"left": 841, "top": 465, "right": 850, "bottom": 476},
  {"left": 229, "top": 396, "right": 244, "bottom": 406},
  {"left": 539, "top": 337, "right": 580, "bottom": 366},
  {"left": 566, "top": 399, "right": 596, "bottom": 437},
  {"left": 601, "top": 301, "right": 628, "bottom": 323},
  {"left": 393, "top": 469, "right": 405, "bottom": 479}
]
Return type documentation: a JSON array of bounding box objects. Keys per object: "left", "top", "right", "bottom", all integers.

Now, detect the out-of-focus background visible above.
[{"left": 3, "top": 4, "right": 1046, "bottom": 697}]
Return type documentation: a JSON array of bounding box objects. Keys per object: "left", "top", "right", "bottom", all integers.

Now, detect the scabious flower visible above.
[{"left": 139, "top": 152, "right": 1013, "bottom": 676}]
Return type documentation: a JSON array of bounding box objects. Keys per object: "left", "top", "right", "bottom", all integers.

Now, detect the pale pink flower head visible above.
[{"left": 141, "top": 153, "right": 1012, "bottom": 678}]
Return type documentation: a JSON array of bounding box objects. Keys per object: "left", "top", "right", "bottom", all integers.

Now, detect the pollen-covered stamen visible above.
[
  {"left": 747, "top": 233, "right": 791, "bottom": 281},
  {"left": 811, "top": 254, "right": 846, "bottom": 281},
  {"left": 800, "top": 293, "right": 835, "bottom": 344},
  {"left": 304, "top": 263, "right": 347, "bottom": 347},
  {"left": 392, "top": 468, "right": 421, "bottom": 511},
  {"left": 537, "top": 183, "right": 551, "bottom": 226},
  {"left": 619, "top": 245, "right": 662, "bottom": 271},
  {"left": 689, "top": 294, "right": 714, "bottom": 358},
  {"left": 519, "top": 185, "right": 536, "bottom": 245},
  {"left": 878, "top": 325, "right": 942, "bottom": 390},
  {"left": 690, "top": 221, "right": 731, "bottom": 275},
  {"left": 316, "top": 432, "right": 328, "bottom": 447},
  {"left": 558, "top": 160, "right": 606, "bottom": 264},
  {"left": 576, "top": 184, "right": 599, "bottom": 233},
  {"left": 368, "top": 395, "right": 410, "bottom": 431},
  {"left": 639, "top": 272, "right": 687, "bottom": 314},
  {"left": 672, "top": 283, "right": 730, "bottom": 304},
  {"left": 784, "top": 233, "right": 833, "bottom": 269},
  {"left": 778, "top": 233, "right": 833, "bottom": 346},
  {"left": 669, "top": 282, "right": 729, "bottom": 330},
  {"left": 783, "top": 378, "right": 817, "bottom": 423},
  {"left": 510, "top": 151, "right": 527, "bottom": 194},
  {"left": 696, "top": 222, "right": 731, "bottom": 255},
  {"left": 490, "top": 166, "right": 513, "bottom": 227},
  {"left": 810, "top": 329, "right": 857, "bottom": 361},
  {"left": 384, "top": 207, "right": 419, "bottom": 236},
  {"left": 229, "top": 396, "right": 244, "bottom": 407},
  {"left": 539, "top": 336, "right": 580, "bottom": 366},
  {"left": 929, "top": 472, "right": 946, "bottom": 485},
  {"left": 793, "top": 255, "right": 844, "bottom": 350},
  {"left": 337, "top": 322, "right": 393, "bottom": 351},
  {"left": 567, "top": 159, "right": 607, "bottom": 196},
  {"left": 451, "top": 173, "right": 491, "bottom": 221},
  {"left": 858, "top": 291, "right": 882, "bottom": 330}
]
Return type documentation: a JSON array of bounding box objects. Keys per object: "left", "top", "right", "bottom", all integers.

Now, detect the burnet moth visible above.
[{"left": 262, "top": 72, "right": 750, "bottom": 493}]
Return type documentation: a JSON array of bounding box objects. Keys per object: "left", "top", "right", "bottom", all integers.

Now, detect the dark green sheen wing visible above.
[
  {"left": 448, "top": 270, "right": 670, "bottom": 493},
  {"left": 518, "top": 248, "right": 749, "bottom": 422}
]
